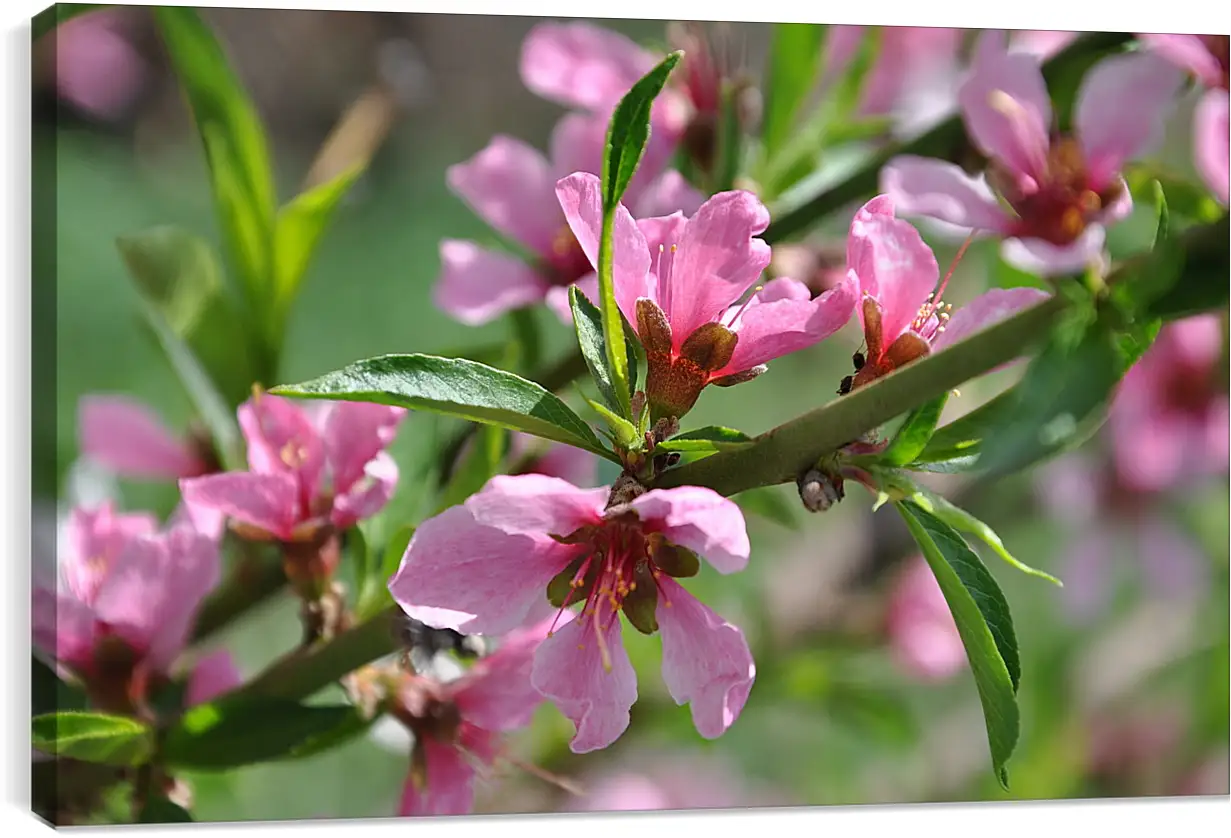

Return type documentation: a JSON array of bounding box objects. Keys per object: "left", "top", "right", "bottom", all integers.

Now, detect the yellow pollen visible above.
[{"left": 987, "top": 89, "right": 1024, "bottom": 119}]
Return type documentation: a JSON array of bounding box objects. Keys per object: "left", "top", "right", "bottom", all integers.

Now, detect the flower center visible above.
[
  {"left": 545, "top": 226, "right": 592, "bottom": 287},
  {"left": 992, "top": 136, "right": 1122, "bottom": 247},
  {"left": 1200, "top": 35, "right": 1230, "bottom": 89}
]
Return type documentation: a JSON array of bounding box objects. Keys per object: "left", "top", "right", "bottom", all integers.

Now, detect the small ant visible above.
[{"left": 836, "top": 351, "right": 866, "bottom": 396}]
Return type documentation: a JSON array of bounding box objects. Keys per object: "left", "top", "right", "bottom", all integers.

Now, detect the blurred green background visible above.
[{"left": 36, "top": 8, "right": 1229, "bottom": 821}]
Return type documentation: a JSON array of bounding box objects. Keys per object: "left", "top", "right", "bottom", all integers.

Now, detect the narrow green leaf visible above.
[
  {"left": 570, "top": 286, "right": 624, "bottom": 413},
  {"left": 908, "top": 485, "right": 1062, "bottom": 586},
  {"left": 671, "top": 425, "right": 753, "bottom": 444},
  {"left": 587, "top": 398, "right": 640, "bottom": 448},
  {"left": 761, "top": 24, "right": 826, "bottom": 159},
  {"left": 657, "top": 426, "right": 753, "bottom": 456},
  {"left": 273, "top": 163, "right": 364, "bottom": 315},
  {"left": 897, "top": 502, "right": 1020, "bottom": 790},
  {"left": 162, "top": 696, "right": 356, "bottom": 769},
  {"left": 153, "top": 7, "right": 277, "bottom": 319},
  {"left": 382, "top": 525, "right": 415, "bottom": 584},
  {"left": 881, "top": 393, "right": 948, "bottom": 466},
  {"left": 31, "top": 712, "right": 154, "bottom": 767},
  {"left": 271, "top": 354, "right": 615, "bottom": 461},
  {"left": 33, "top": 3, "right": 105, "bottom": 41},
  {"left": 284, "top": 707, "right": 379, "bottom": 760}
]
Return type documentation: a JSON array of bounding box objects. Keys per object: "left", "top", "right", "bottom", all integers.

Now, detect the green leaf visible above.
[
  {"left": 153, "top": 7, "right": 277, "bottom": 325},
  {"left": 382, "top": 524, "right": 415, "bottom": 583},
  {"left": 273, "top": 164, "right": 364, "bottom": 317},
  {"left": 907, "top": 485, "right": 1062, "bottom": 586},
  {"left": 880, "top": 394, "right": 948, "bottom": 466},
  {"left": 570, "top": 286, "right": 633, "bottom": 414},
  {"left": 436, "top": 424, "right": 506, "bottom": 513},
  {"left": 733, "top": 485, "right": 800, "bottom": 529},
  {"left": 271, "top": 354, "right": 615, "bottom": 461},
  {"left": 599, "top": 50, "right": 684, "bottom": 418},
  {"left": 136, "top": 296, "right": 243, "bottom": 471},
  {"left": 897, "top": 502, "right": 1021, "bottom": 789},
  {"left": 31, "top": 712, "right": 154, "bottom": 767},
  {"left": 587, "top": 398, "right": 640, "bottom": 449},
  {"left": 33, "top": 655, "right": 86, "bottom": 716},
  {"left": 657, "top": 425, "right": 753, "bottom": 455},
  {"left": 162, "top": 696, "right": 357, "bottom": 770},
  {"left": 761, "top": 24, "right": 826, "bottom": 160},
  {"left": 33, "top": 3, "right": 105, "bottom": 41},
  {"left": 139, "top": 796, "right": 194, "bottom": 824},
  {"left": 283, "top": 706, "right": 379, "bottom": 760}
]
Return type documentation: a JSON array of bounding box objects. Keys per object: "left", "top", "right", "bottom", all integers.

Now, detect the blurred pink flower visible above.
[
  {"left": 567, "top": 751, "right": 756, "bottom": 812},
  {"left": 509, "top": 433, "right": 599, "bottom": 488},
  {"left": 885, "top": 556, "right": 966, "bottom": 681},
  {"left": 394, "top": 617, "right": 555, "bottom": 816},
  {"left": 185, "top": 649, "right": 243, "bottom": 707},
  {"left": 78, "top": 395, "right": 210, "bottom": 481},
  {"left": 32, "top": 503, "right": 221, "bottom": 703},
  {"left": 882, "top": 32, "right": 1184, "bottom": 275},
  {"left": 1009, "top": 30, "right": 1081, "bottom": 59},
  {"left": 437, "top": 111, "right": 703, "bottom": 327},
  {"left": 823, "top": 26, "right": 964, "bottom": 118},
  {"left": 1139, "top": 34, "right": 1230, "bottom": 204},
  {"left": 557, "top": 171, "right": 855, "bottom": 418},
  {"left": 1109, "top": 314, "right": 1229, "bottom": 494},
  {"left": 389, "top": 473, "right": 755, "bottom": 753},
  {"left": 845, "top": 195, "right": 1049, "bottom": 389},
  {"left": 53, "top": 10, "right": 148, "bottom": 122},
  {"left": 179, "top": 394, "right": 405, "bottom": 542}
]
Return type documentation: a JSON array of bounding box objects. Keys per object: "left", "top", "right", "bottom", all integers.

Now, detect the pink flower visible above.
[
  {"left": 1108, "top": 314, "right": 1229, "bottom": 495},
  {"left": 557, "top": 171, "right": 857, "bottom": 419},
  {"left": 393, "top": 618, "right": 555, "bottom": 816},
  {"left": 78, "top": 395, "right": 210, "bottom": 481},
  {"left": 32, "top": 503, "right": 221, "bottom": 699},
  {"left": 565, "top": 749, "right": 765, "bottom": 812},
  {"left": 842, "top": 195, "right": 1050, "bottom": 390},
  {"left": 882, "top": 32, "right": 1184, "bottom": 275},
  {"left": 509, "top": 434, "right": 599, "bottom": 488},
  {"left": 438, "top": 112, "right": 703, "bottom": 327},
  {"left": 185, "top": 649, "right": 243, "bottom": 707},
  {"left": 53, "top": 10, "right": 148, "bottom": 123},
  {"left": 179, "top": 393, "right": 405, "bottom": 542},
  {"left": 1139, "top": 34, "right": 1230, "bottom": 204},
  {"left": 1009, "top": 30, "right": 1081, "bottom": 59},
  {"left": 885, "top": 556, "right": 966, "bottom": 681},
  {"left": 823, "top": 26, "right": 964, "bottom": 119},
  {"left": 388, "top": 474, "right": 755, "bottom": 753}
]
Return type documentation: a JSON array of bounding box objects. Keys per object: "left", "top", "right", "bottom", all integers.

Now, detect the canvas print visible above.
[{"left": 30, "top": 4, "right": 1230, "bottom": 825}]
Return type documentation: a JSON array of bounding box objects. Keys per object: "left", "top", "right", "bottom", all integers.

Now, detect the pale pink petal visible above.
[
  {"left": 555, "top": 172, "right": 653, "bottom": 326},
  {"left": 931, "top": 287, "right": 1052, "bottom": 351},
  {"left": 531, "top": 604, "right": 637, "bottom": 753},
  {"left": 466, "top": 474, "right": 607, "bottom": 538},
  {"left": 1059, "top": 526, "right": 1115, "bottom": 621},
  {"left": 548, "top": 112, "right": 678, "bottom": 204},
  {"left": 1113, "top": 408, "right": 1189, "bottom": 494},
  {"left": 179, "top": 472, "right": 301, "bottom": 541},
  {"left": 845, "top": 195, "right": 896, "bottom": 293},
  {"left": 886, "top": 558, "right": 966, "bottom": 681},
  {"left": 664, "top": 191, "right": 772, "bottom": 341},
  {"left": 958, "top": 34, "right": 1052, "bottom": 180},
  {"left": 656, "top": 579, "right": 755, "bottom": 739},
  {"left": 1136, "top": 517, "right": 1207, "bottom": 603},
  {"left": 548, "top": 111, "right": 605, "bottom": 180},
  {"left": 237, "top": 394, "right": 324, "bottom": 500},
  {"left": 453, "top": 615, "right": 562, "bottom": 731},
  {"left": 434, "top": 240, "right": 551, "bottom": 326},
  {"left": 54, "top": 13, "right": 148, "bottom": 121},
  {"left": 1032, "top": 454, "right": 1102, "bottom": 525},
  {"left": 1097, "top": 175, "right": 1136, "bottom": 225},
  {"left": 1010, "top": 30, "right": 1080, "bottom": 60},
  {"left": 857, "top": 27, "right": 963, "bottom": 116},
  {"left": 1076, "top": 51, "right": 1185, "bottom": 188},
  {"left": 185, "top": 650, "right": 243, "bottom": 707},
  {"left": 637, "top": 211, "right": 690, "bottom": 314},
  {"left": 61, "top": 503, "right": 158, "bottom": 604},
  {"left": 447, "top": 136, "right": 561, "bottom": 255},
  {"left": 331, "top": 451, "right": 399, "bottom": 530},
  {"left": 388, "top": 503, "right": 574, "bottom": 636},
  {"left": 894, "top": 621, "right": 968, "bottom": 681},
  {"left": 633, "top": 170, "right": 707, "bottom": 219},
  {"left": 543, "top": 272, "right": 599, "bottom": 325},
  {"left": 1001, "top": 225, "right": 1107, "bottom": 277},
  {"left": 1195, "top": 91, "right": 1230, "bottom": 205},
  {"left": 33, "top": 586, "right": 96, "bottom": 671},
  {"left": 847, "top": 200, "right": 940, "bottom": 345},
  {"left": 1138, "top": 34, "right": 1225, "bottom": 88},
  {"left": 721, "top": 275, "right": 858, "bottom": 374},
  {"left": 880, "top": 156, "right": 1014, "bottom": 232},
  {"left": 573, "top": 774, "right": 673, "bottom": 811},
  {"left": 520, "top": 22, "right": 656, "bottom": 113},
  {"left": 169, "top": 501, "right": 226, "bottom": 542},
  {"left": 78, "top": 395, "right": 204, "bottom": 479},
  {"left": 625, "top": 487, "right": 750, "bottom": 574},
  {"left": 509, "top": 435, "right": 600, "bottom": 488},
  {"left": 320, "top": 401, "right": 405, "bottom": 496},
  {"left": 398, "top": 739, "right": 478, "bottom": 816}
]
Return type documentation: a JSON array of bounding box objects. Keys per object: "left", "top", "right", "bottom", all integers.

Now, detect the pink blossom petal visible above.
[
  {"left": 1195, "top": 91, "right": 1230, "bottom": 205},
  {"left": 664, "top": 191, "right": 772, "bottom": 342},
  {"left": 637, "top": 211, "right": 690, "bottom": 312},
  {"left": 520, "top": 22, "right": 656, "bottom": 113},
  {"left": 1058, "top": 526, "right": 1115, "bottom": 621},
  {"left": 509, "top": 435, "right": 599, "bottom": 487},
  {"left": 633, "top": 170, "right": 707, "bottom": 219},
  {"left": 880, "top": 156, "right": 1014, "bottom": 232},
  {"left": 238, "top": 395, "right": 324, "bottom": 501},
  {"left": 55, "top": 13, "right": 148, "bottom": 121},
  {"left": 78, "top": 395, "right": 204, "bottom": 480},
  {"left": 548, "top": 111, "right": 605, "bottom": 180},
  {"left": 625, "top": 487, "right": 750, "bottom": 574},
  {"left": 958, "top": 33, "right": 1052, "bottom": 180},
  {"left": 388, "top": 503, "right": 573, "bottom": 636},
  {"left": 1136, "top": 517, "right": 1207, "bottom": 602},
  {"left": 858, "top": 27, "right": 963, "bottom": 116},
  {"left": 543, "top": 272, "right": 599, "bottom": 325},
  {"left": 447, "top": 136, "right": 562, "bottom": 255},
  {"left": 179, "top": 472, "right": 301, "bottom": 541},
  {"left": 721, "top": 275, "right": 858, "bottom": 374},
  {"left": 555, "top": 172, "right": 653, "bottom": 326},
  {"left": 1113, "top": 407, "right": 1189, "bottom": 494},
  {"left": 331, "top": 451, "right": 399, "bottom": 530},
  {"left": 185, "top": 650, "right": 243, "bottom": 707},
  {"left": 887, "top": 558, "right": 966, "bottom": 681},
  {"left": 453, "top": 615, "right": 561, "bottom": 732},
  {"left": 531, "top": 604, "right": 637, "bottom": 753},
  {"left": 321, "top": 402, "right": 405, "bottom": 497},
  {"left": 398, "top": 739, "right": 478, "bottom": 816},
  {"left": 1010, "top": 30, "right": 1080, "bottom": 60},
  {"left": 1076, "top": 51, "right": 1185, "bottom": 188},
  {"left": 33, "top": 586, "right": 96, "bottom": 671},
  {"left": 62, "top": 504, "right": 158, "bottom": 604},
  {"left": 1001, "top": 225, "right": 1107, "bottom": 277},
  {"left": 931, "top": 287, "right": 1051, "bottom": 352},
  {"left": 1138, "top": 34, "right": 1225, "bottom": 89},
  {"left": 466, "top": 474, "right": 607, "bottom": 538},
  {"left": 847, "top": 200, "right": 940, "bottom": 345},
  {"left": 656, "top": 578, "right": 755, "bottom": 739},
  {"left": 434, "top": 240, "right": 551, "bottom": 326},
  {"left": 169, "top": 501, "right": 226, "bottom": 542}
]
